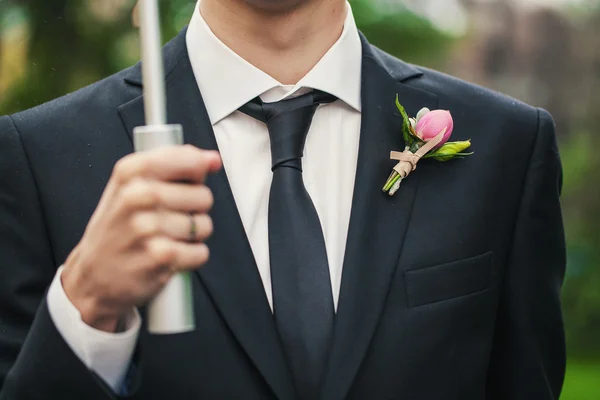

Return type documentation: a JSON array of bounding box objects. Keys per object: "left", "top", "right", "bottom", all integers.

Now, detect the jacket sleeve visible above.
[
  {"left": 0, "top": 115, "right": 127, "bottom": 400},
  {"left": 485, "top": 108, "right": 567, "bottom": 399}
]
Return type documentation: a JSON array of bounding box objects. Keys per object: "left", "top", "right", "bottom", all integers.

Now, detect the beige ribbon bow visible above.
[{"left": 390, "top": 127, "right": 447, "bottom": 186}]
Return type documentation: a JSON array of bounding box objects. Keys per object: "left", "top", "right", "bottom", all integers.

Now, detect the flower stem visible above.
[{"left": 383, "top": 171, "right": 402, "bottom": 192}]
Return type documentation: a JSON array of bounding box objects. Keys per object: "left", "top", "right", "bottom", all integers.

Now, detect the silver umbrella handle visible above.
[{"left": 133, "top": 0, "right": 195, "bottom": 334}]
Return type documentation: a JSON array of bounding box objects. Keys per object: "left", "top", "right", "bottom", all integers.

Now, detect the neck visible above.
[{"left": 200, "top": 0, "right": 347, "bottom": 84}]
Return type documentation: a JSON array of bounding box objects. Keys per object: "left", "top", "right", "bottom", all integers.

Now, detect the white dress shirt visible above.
[{"left": 46, "top": 1, "right": 362, "bottom": 392}]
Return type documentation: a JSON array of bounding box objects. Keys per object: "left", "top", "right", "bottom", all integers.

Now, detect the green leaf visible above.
[
  {"left": 395, "top": 94, "right": 413, "bottom": 146},
  {"left": 395, "top": 95, "right": 426, "bottom": 149},
  {"left": 425, "top": 151, "right": 474, "bottom": 162},
  {"left": 409, "top": 142, "right": 421, "bottom": 153},
  {"left": 423, "top": 140, "right": 472, "bottom": 159}
]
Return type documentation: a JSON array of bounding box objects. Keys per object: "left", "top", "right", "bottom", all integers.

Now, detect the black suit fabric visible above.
[{"left": 0, "top": 29, "right": 566, "bottom": 400}]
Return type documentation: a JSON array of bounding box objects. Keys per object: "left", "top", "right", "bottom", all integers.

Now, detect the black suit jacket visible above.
[{"left": 0, "top": 30, "right": 566, "bottom": 400}]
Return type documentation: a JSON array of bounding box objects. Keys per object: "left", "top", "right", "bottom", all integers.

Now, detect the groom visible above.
[{"left": 0, "top": 0, "right": 566, "bottom": 399}]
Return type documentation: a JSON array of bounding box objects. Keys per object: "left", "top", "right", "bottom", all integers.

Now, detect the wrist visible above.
[{"left": 62, "top": 249, "right": 122, "bottom": 333}]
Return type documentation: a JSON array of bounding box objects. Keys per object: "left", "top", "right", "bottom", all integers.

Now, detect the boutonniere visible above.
[{"left": 382, "top": 96, "right": 473, "bottom": 196}]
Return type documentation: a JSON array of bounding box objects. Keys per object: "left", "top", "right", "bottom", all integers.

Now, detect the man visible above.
[{"left": 0, "top": 0, "right": 566, "bottom": 399}]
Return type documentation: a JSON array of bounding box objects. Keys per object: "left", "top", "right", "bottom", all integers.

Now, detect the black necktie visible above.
[{"left": 240, "top": 90, "right": 337, "bottom": 399}]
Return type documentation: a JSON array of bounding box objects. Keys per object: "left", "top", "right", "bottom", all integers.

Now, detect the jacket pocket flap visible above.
[{"left": 404, "top": 251, "right": 495, "bottom": 307}]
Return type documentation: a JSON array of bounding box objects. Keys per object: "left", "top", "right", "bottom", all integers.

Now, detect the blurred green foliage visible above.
[
  {"left": 0, "top": 0, "right": 598, "bottom": 398},
  {"left": 562, "top": 361, "right": 600, "bottom": 400}
]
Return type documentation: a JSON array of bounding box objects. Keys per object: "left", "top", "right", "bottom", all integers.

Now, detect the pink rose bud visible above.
[{"left": 415, "top": 110, "right": 454, "bottom": 148}]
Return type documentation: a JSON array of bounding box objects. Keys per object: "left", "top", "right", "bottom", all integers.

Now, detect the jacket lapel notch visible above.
[{"left": 321, "top": 39, "right": 438, "bottom": 400}]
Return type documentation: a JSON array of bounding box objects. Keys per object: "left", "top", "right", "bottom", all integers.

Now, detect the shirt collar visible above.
[{"left": 185, "top": 1, "right": 362, "bottom": 125}]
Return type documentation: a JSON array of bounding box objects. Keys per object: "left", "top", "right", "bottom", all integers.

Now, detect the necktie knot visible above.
[{"left": 239, "top": 90, "right": 337, "bottom": 171}]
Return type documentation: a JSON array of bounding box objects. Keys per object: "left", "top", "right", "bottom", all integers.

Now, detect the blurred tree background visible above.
[{"left": 0, "top": 0, "right": 598, "bottom": 398}]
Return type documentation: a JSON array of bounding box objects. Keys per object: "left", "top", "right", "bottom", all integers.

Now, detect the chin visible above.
[{"left": 243, "top": 0, "right": 312, "bottom": 12}]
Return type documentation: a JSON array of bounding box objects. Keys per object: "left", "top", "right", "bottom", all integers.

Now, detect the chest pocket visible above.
[{"left": 404, "top": 251, "right": 495, "bottom": 307}]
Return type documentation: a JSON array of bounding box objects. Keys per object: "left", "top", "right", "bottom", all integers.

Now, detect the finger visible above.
[
  {"left": 205, "top": 151, "right": 222, "bottom": 174},
  {"left": 104, "top": 249, "right": 173, "bottom": 301},
  {"left": 119, "top": 180, "right": 214, "bottom": 213},
  {"left": 113, "top": 145, "right": 221, "bottom": 184},
  {"left": 131, "top": 210, "right": 213, "bottom": 242},
  {"left": 144, "top": 237, "right": 210, "bottom": 271}
]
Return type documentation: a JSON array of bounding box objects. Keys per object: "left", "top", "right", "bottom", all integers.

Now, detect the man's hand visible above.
[{"left": 62, "top": 145, "right": 222, "bottom": 333}]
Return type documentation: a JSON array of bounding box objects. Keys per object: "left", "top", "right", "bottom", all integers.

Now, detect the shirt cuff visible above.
[{"left": 47, "top": 265, "right": 141, "bottom": 392}]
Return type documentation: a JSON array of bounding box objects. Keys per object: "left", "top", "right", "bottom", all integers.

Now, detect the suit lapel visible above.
[
  {"left": 321, "top": 37, "right": 438, "bottom": 400},
  {"left": 117, "top": 32, "right": 295, "bottom": 400}
]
